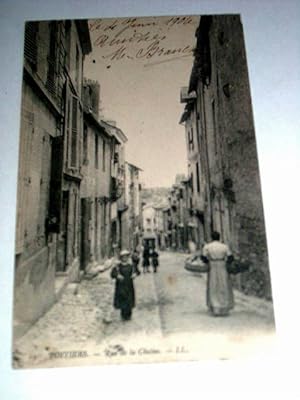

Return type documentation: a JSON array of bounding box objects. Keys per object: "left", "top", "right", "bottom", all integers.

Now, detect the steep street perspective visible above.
[
  {"left": 13, "top": 15, "right": 275, "bottom": 368},
  {"left": 14, "top": 252, "right": 275, "bottom": 368}
]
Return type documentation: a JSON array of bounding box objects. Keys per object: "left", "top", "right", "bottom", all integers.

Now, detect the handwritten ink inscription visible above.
[{"left": 89, "top": 16, "right": 197, "bottom": 63}]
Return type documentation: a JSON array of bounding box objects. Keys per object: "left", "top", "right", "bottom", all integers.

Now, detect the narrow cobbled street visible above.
[
  {"left": 14, "top": 252, "right": 275, "bottom": 369},
  {"left": 153, "top": 252, "right": 275, "bottom": 336}
]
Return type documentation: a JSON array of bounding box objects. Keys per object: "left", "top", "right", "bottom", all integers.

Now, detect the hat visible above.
[{"left": 120, "top": 249, "right": 130, "bottom": 257}]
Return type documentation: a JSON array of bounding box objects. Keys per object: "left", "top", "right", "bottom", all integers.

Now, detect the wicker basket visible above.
[
  {"left": 184, "top": 258, "right": 209, "bottom": 273},
  {"left": 226, "top": 260, "right": 250, "bottom": 275}
]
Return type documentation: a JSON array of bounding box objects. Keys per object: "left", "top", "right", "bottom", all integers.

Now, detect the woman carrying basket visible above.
[{"left": 201, "top": 231, "right": 234, "bottom": 317}]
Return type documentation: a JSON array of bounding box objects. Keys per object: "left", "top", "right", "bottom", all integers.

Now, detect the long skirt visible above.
[
  {"left": 206, "top": 260, "right": 234, "bottom": 316},
  {"left": 113, "top": 278, "right": 135, "bottom": 311}
]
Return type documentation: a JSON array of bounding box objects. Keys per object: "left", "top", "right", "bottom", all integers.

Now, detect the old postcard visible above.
[{"left": 13, "top": 14, "right": 275, "bottom": 369}]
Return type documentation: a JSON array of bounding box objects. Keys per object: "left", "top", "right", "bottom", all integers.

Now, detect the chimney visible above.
[{"left": 83, "top": 78, "right": 100, "bottom": 118}]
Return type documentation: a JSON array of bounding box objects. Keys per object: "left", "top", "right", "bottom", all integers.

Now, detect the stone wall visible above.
[
  {"left": 14, "top": 81, "right": 59, "bottom": 333},
  {"left": 209, "top": 16, "right": 271, "bottom": 298},
  {"left": 192, "top": 16, "right": 272, "bottom": 299}
]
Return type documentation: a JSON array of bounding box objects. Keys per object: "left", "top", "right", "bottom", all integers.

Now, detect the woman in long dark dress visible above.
[{"left": 111, "top": 250, "right": 140, "bottom": 321}]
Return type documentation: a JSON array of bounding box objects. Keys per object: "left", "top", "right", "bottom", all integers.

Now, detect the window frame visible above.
[{"left": 64, "top": 81, "right": 82, "bottom": 171}]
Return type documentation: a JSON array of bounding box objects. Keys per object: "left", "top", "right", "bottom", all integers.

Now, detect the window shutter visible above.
[
  {"left": 46, "top": 22, "right": 58, "bottom": 97},
  {"left": 15, "top": 111, "right": 34, "bottom": 253},
  {"left": 78, "top": 103, "right": 83, "bottom": 168},
  {"left": 64, "top": 82, "right": 81, "bottom": 170},
  {"left": 48, "top": 136, "right": 64, "bottom": 232},
  {"left": 196, "top": 162, "right": 200, "bottom": 193},
  {"left": 83, "top": 123, "right": 88, "bottom": 164},
  {"left": 102, "top": 140, "right": 106, "bottom": 171},
  {"left": 63, "top": 82, "right": 71, "bottom": 167},
  {"left": 24, "top": 22, "right": 38, "bottom": 68},
  {"left": 71, "top": 96, "right": 78, "bottom": 167}
]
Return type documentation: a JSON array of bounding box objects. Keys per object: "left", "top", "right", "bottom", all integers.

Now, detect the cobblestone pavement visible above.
[
  {"left": 13, "top": 264, "right": 162, "bottom": 369},
  {"left": 13, "top": 251, "right": 276, "bottom": 368}
]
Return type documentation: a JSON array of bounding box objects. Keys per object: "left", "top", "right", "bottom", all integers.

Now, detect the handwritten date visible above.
[{"left": 89, "top": 15, "right": 196, "bottom": 63}]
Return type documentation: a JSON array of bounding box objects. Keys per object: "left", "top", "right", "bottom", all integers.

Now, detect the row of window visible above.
[
  {"left": 83, "top": 123, "right": 109, "bottom": 171},
  {"left": 65, "top": 90, "right": 81, "bottom": 170},
  {"left": 188, "top": 97, "right": 218, "bottom": 160},
  {"left": 24, "top": 21, "right": 85, "bottom": 174},
  {"left": 24, "top": 21, "right": 82, "bottom": 105},
  {"left": 94, "top": 132, "right": 106, "bottom": 171},
  {"left": 24, "top": 22, "right": 63, "bottom": 101}
]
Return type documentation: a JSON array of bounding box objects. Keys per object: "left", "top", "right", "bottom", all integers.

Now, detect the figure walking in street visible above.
[
  {"left": 111, "top": 249, "right": 140, "bottom": 321},
  {"left": 151, "top": 248, "right": 159, "bottom": 273},
  {"left": 131, "top": 247, "right": 141, "bottom": 274},
  {"left": 142, "top": 247, "right": 150, "bottom": 273},
  {"left": 201, "top": 231, "right": 234, "bottom": 317}
]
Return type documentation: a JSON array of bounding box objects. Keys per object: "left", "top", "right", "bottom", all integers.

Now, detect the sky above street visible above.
[{"left": 84, "top": 16, "right": 200, "bottom": 187}]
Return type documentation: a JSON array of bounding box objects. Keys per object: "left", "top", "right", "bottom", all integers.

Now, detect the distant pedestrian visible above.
[
  {"left": 131, "top": 248, "right": 141, "bottom": 274},
  {"left": 151, "top": 249, "right": 159, "bottom": 273},
  {"left": 111, "top": 249, "right": 140, "bottom": 321},
  {"left": 201, "top": 231, "right": 234, "bottom": 317},
  {"left": 142, "top": 247, "right": 150, "bottom": 273}
]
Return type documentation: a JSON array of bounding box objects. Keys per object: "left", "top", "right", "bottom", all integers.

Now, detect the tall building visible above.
[
  {"left": 123, "top": 162, "right": 143, "bottom": 251},
  {"left": 102, "top": 121, "right": 128, "bottom": 251},
  {"left": 81, "top": 81, "right": 114, "bottom": 270},
  {"left": 180, "top": 15, "right": 271, "bottom": 298},
  {"left": 14, "top": 20, "right": 92, "bottom": 336}
]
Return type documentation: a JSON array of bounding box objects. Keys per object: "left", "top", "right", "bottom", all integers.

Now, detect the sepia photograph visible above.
[{"left": 12, "top": 13, "right": 276, "bottom": 369}]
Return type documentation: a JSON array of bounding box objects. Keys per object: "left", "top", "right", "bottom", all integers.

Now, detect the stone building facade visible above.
[
  {"left": 142, "top": 205, "right": 156, "bottom": 235},
  {"left": 163, "top": 178, "right": 194, "bottom": 252},
  {"left": 124, "top": 162, "right": 143, "bottom": 251},
  {"left": 180, "top": 87, "right": 206, "bottom": 250},
  {"left": 14, "top": 20, "right": 92, "bottom": 336},
  {"left": 162, "top": 207, "right": 172, "bottom": 249},
  {"left": 180, "top": 15, "right": 271, "bottom": 298},
  {"left": 81, "top": 81, "right": 113, "bottom": 271},
  {"left": 101, "top": 121, "right": 128, "bottom": 251},
  {"left": 153, "top": 206, "right": 165, "bottom": 250},
  {"left": 141, "top": 204, "right": 158, "bottom": 250}
]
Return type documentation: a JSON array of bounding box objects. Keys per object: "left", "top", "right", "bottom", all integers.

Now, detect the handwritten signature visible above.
[
  {"left": 94, "top": 31, "right": 167, "bottom": 48},
  {"left": 101, "top": 42, "right": 194, "bottom": 62},
  {"left": 89, "top": 16, "right": 196, "bottom": 63}
]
